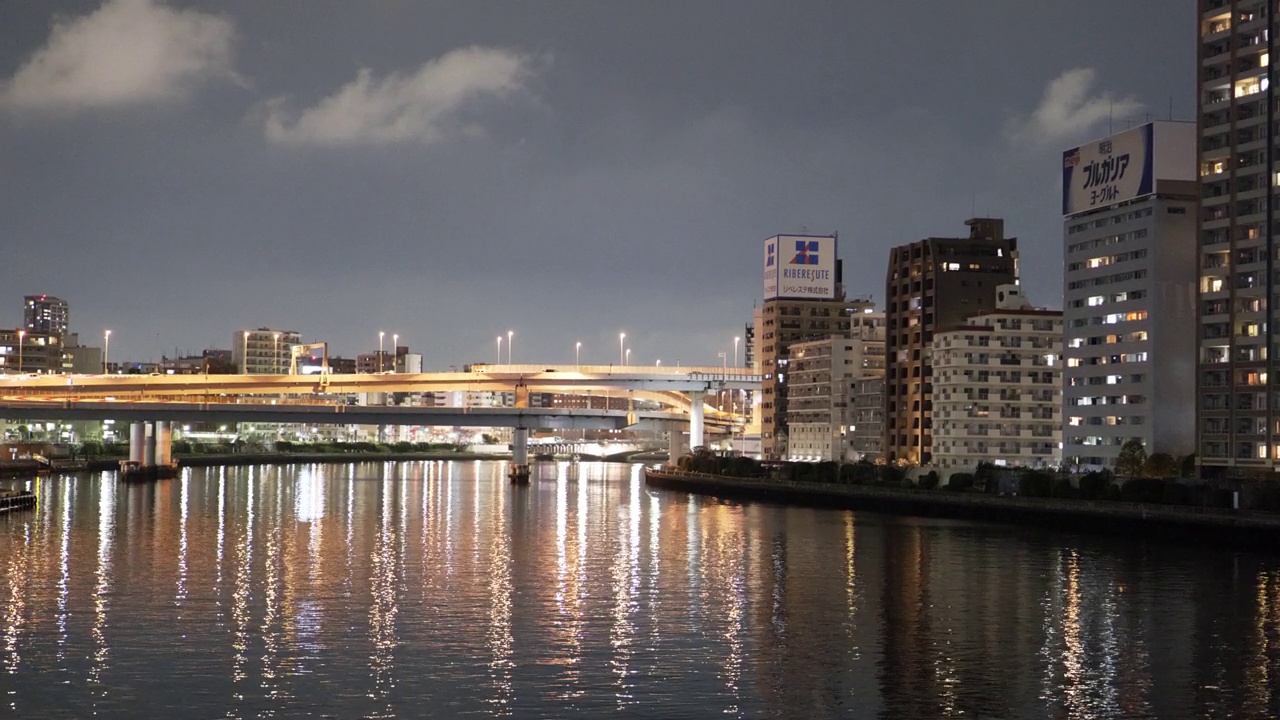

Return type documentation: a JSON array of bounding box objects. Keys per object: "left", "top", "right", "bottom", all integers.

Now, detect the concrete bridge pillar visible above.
[
  {"left": 689, "top": 390, "right": 705, "bottom": 451},
  {"left": 155, "top": 420, "right": 172, "bottom": 466},
  {"left": 667, "top": 421, "right": 684, "bottom": 468},
  {"left": 512, "top": 427, "right": 529, "bottom": 465},
  {"left": 143, "top": 422, "right": 157, "bottom": 467},
  {"left": 129, "top": 422, "right": 146, "bottom": 464}
]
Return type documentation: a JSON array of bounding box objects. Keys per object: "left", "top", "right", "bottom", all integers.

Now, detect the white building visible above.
[
  {"left": 784, "top": 312, "right": 884, "bottom": 461},
  {"left": 931, "top": 286, "right": 1062, "bottom": 472},
  {"left": 1062, "top": 121, "right": 1197, "bottom": 470},
  {"left": 233, "top": 328, "right": 302, "bottom": 374}
]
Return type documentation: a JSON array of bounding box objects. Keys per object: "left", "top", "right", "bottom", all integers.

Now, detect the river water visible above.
[{"left": 1, "top": 461, "right": 1278, "bottom": 718}]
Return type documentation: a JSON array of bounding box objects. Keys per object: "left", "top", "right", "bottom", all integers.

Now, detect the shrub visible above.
[
  {"left": 1120, "top": 477, "right": 1166, "bottom": 504},
  {"left": 1078, "top": 470, "right": 1114, "bottom": 501},
  {"left": 879, "top": 464, "right": 905, "bottom": 486},
  {"left": 945, "top": 473, "right": 974, "bottom": 492},
  {"left": 918, "top": 470, "right": 940, "bottom": 490},
  {"left": 1052, "top": 476, "right": 1077, "bottom": 499},
  {"left": 1019, "top": 470, "right": 1054, "bottom": 498},
  {"left": 1161, "top": 482, "right": 1191, "bottom": 506}
]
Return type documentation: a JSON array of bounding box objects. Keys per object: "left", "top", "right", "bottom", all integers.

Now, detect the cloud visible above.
[
  {"left": 264, "top": 46, "right": 539, "bottom": 146},
  {"left": 1, "top": 0, "right": 236, "bottom": 113},
  {"left": 1006, "top": 68, "right": 1143, "bottom": 146}
]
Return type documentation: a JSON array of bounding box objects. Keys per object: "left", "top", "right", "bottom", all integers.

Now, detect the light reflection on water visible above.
[{"left": 1, "top": 461, "right": 1279, "bottom": 718}]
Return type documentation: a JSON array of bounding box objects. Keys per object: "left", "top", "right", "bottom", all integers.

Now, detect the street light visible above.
[
  {"left": 16, "top": 330, "right": 23, "bottom": 373},
  {"left": 496, "top": 335, "right": 502, "bottom": 364},
  {"left": 103, "top": 329, "right": 111, "bottom": 374},
  {"left": 393, "top": 333, "right": 399, "bottom": 373},
  {"left": 656, "top": 359, "right": 661, "bottom": 367},
  {"left": 619, "top": 332, "right": 626, "bottom": 365},
  {"left": 273, "top": 332, "right": 280, "bottom": 374},
  {"left": 378, "top": 331, "right": 385, "bottom": 372},
  {"left": 734, "top": 336, "right": 741, "bottom": 367},
  {"left": 507, "top": 330, "right": 513, "bottom": 364},
  {"left": 625, "top": 348, "right": 631, "bottom": 365}
]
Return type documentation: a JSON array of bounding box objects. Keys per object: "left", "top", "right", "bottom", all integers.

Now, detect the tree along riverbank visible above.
[{"left": 644, "top": 469, "right": 1280, "bottom": 551}]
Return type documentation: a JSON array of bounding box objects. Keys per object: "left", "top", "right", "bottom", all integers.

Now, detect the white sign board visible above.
[
  {"left": 1063, "top": 124, "right": 1153, "bottom": 216},
  {"left": 764, "top": 235, "right": 836, "bottom": 300}
]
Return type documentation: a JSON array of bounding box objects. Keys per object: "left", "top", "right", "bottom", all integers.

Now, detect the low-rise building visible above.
[
  {"left": 233, "top": 328, "right": 302, "bottom": 374},
  {"left": 0, "top": 329, "right": 68, "bottom": 374},
  {"left": 931, "top": 285, "right": 1062, "bottom": 472}
]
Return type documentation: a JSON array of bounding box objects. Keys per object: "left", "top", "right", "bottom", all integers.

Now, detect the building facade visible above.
[
  {"left": 931, "top": 286, "right": 1063, "bottom": 471},
  {"left": 784, "top": 312, "right": 885, "bottom": 461},
  {"left": 850, "top": 377, "right": 884, "bottom": 460},
  {"left": 24, "top": 295, "right": 68, "bottom": 337},
  {"left": 884, "top": 218, "right": 1019, "bottom": 466},
  {"left": 1197, "top": 1, "right": 1280, "bottom": 475},
  {"left": 1062, "top": 122, "right": 1197, "bottom": 470},
  {"left": 0, "top": 330, "right": 67, "bottom": 374},
  {"left": 233, "top": 328, "right": 302, "bottom": 374}
]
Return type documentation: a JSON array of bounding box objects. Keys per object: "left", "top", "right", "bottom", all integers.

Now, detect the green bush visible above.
[
  {"left": 1120, "top": 477, "right": 1166, "bottom": 504},
  {"left": 1019, "top": 470, "right": 1054, "bottom": 498},
  {"left": 1052, "top": 476, "right": 1077, "bottom": 499},
  {"left": 1078, "top": 470, "right": 1114, "bottom": 501},
  {"left": 918, "top": 470, "right": 940, "bottom": 490},
  {"left": 1161, "top": 482, "right": 1191, "bottom": 506},
  {"left": 879, "top": 464, "right": 905, "bottom": 486},
  {"left": 945, "top": 473, "right": 974, "bottom": 492}
]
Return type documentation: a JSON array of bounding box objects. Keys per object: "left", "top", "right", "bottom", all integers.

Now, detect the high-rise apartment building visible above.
[
  {"left": 233, "top": 328, "right": 302, "bottom": 374},
  {"left": 883, "top": 218, "right": 1019, "bottom": 465},
  {"left": 932, "top": 285, "right": 1063, "bottom": 472},
  {"left": 1198, "top": 2, "right": 1277, "bottom": 475},
  {"left": 24, "top": 295, "right": 68, "bottom": 337},
  {"left": 1062, "top": 122, "right": 1197, "bottom": 471},
  {"left": 758, "top": 232, "right": 872, "bottom": 459}
]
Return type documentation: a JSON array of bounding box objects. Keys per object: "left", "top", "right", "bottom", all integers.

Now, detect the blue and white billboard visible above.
[
  {"left": 1062, "top": 124, "right": 1155, "bottom": 216},
  {"left": 764, "top": 234, "right": 837, "bottom": 300}
]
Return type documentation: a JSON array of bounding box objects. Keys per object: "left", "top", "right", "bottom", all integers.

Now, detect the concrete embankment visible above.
[{"left": 645, "top": 470, "right": 1280, "bottom": 551}]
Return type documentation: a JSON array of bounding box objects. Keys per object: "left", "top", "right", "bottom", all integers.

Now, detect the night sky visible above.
[{"left": 1, "top": 1, "right": 1192, "bottom": 367}]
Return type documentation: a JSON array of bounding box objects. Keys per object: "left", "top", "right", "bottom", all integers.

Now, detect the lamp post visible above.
[
  {"left": 656, "top": 359, "right": 661, "bottom": 367},
  {"left": 619, "top": 332, "right": 626, "bottom": 365},
  {"left": 734, "top": 336, "right": 740, "bottom": 367},
  {"left": 496, "top": 336, "right": 502, "bottom": 365},
  {"left": 393, "top": 333, "right": 399, "bottom": 373},
  {"left": 575, "top": 341, "right": 581, "bottom": 366},
  {"left": 273, "top": 332, "right": 280, "bottom": 374},
  {"left": 103, "top": 330, "right": 111, "bottom": 374},
  {"left": 378, "top": 331, "right": 385, "bottom": 372},
  {"left": 507, "top": 330, "right": 513, "bottom": 364},
  {"left": 625, "top": 348, "right": 631, "bottom": 365},
  {"left": 16, "top": 330, "right": 23, "bottom": 373}
]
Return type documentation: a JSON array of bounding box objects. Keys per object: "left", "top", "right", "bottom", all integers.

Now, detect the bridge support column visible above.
[
  {"left": 667, "top": 421, "right": 684, "bottom": 468},
  {"left": 689, "top": 391, "right": 705, "bottom": 451},
  {"left": 155, "top": 420, "right": 172, "bottom": 466},
  {"left": 129, "top": 422, "right": 146, "bottom": 464},
  {"left": 512, "top": 427, "right": 529, "bottom": 465},
  {"left": 144, "top": 422, "right": 157, "bottom": 467}
]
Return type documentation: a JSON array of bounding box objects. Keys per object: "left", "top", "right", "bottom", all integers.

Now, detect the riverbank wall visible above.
[
  {"left": 79, "top": 451, "right": 502, "bottom": 472},
  {"left": 645, "top": 469, "right": 1280, "bottom": 551}
]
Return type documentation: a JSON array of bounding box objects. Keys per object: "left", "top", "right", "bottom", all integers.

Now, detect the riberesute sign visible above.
[
  {"left": 1062, "top": 124, "right": 1154, "bottom": 216},
  {"left": 764, "top": 234, "right": 836, "bottom": 300}
]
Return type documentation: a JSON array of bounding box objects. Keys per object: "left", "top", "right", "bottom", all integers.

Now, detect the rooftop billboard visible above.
[
  {"left": 1062, "top": 121, "right": 1194, "bottom": 216},
  {"left": 764, "top": 234, "right": 837, "bottom": 300}
]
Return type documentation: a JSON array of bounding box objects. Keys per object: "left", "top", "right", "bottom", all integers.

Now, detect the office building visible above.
[
  {"left": 884, "top": 218, "right": 1019, "bottom": 465},
  {"left": 759, "top": 233, "right": 873, "bottom": 459},
  {"left": 1197, "top": 2, "right": 1279, "bottom": 475},
  {"left": 23, "top": 295, "right": 68, "bottom": 337},
  {"left": 233, "top": 328, "right": 301, "bottom": 374},
  {"left": 1062, "top": 121, "right": 1197, "bottom": 470},
  {"left": 931, "top": 286, "right": 1063, "bottom": 471}
]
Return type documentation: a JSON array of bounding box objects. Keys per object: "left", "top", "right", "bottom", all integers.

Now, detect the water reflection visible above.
[{"left": 1, "top": 463, "right": 1280, "bottom": 718}]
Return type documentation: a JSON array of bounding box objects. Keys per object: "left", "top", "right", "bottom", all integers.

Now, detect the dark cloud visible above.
[{"left": 0, "top": 1, "right": 1193, "bottom": 364}]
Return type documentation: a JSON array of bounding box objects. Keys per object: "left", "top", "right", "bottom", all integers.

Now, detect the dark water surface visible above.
[{"left": 1, "top": 461, "right": 1279, "bottom": 719}]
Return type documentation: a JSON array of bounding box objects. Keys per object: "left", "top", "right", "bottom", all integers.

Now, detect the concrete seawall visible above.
[{"left": 645, "top": 470, "right": 1280, "bottom": 551}]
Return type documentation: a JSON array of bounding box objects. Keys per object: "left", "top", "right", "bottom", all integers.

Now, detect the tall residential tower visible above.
[{"left": 883, "top": 218, "right": 1018, "bottom": 466}]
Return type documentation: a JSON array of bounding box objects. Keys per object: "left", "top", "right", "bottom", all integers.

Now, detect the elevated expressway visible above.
[{"left": 0, "top": 364, "right": 761, "bottom": 466}]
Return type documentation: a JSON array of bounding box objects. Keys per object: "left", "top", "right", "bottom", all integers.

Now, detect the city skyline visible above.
[{"left": 1, "top": 1, "right": 1191, "bottom": 364}]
